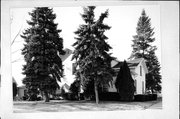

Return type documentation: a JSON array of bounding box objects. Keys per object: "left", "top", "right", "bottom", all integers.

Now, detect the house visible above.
[
  {"left": 60, "top": 48, "right": 148, "bottom": 95},
  {"left": 55, "top": 48, "right": 76, "bottom": 94},
  {"left": 59, "top": 48, "right": 75, "bottom": 86},
  {"left": 108, "top": 58, "right": 148, "bottom": 94},
  {"left": 16, "top": 48, "right": 148, "bottom": 98},
  {"left": 56, "top": 83, "right": 70, "bottom": 95},
  {"left": 11, "top": 77, "right": 27, "bottom": 99}
]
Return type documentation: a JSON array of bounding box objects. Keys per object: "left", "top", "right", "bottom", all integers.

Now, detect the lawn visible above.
[{"left": 13, "top": 98, "right": 162, "bottom": 113}]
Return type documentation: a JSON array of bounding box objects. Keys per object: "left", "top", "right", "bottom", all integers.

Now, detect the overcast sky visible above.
[{"left": 11, "top": 5, "right": 161, "bottom": 86}]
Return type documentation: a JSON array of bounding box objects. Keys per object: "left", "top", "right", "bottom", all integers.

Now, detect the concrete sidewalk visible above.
[{"left": 146, "top": 98, "right": 162, "bottom": 109}]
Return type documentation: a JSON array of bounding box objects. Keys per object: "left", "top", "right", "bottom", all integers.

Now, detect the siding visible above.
[
  {"left": 108, "top": 77, "right": 117, "bottom": 92},
  {"left": 62, "top": 54, "right": 76, "bottom": 85},
  {"left": 18, "top": 87, "right": 25, "bottom": 98},
  {"left": 134, "top": 63, "right": 146, "bottom": 94},
  {"left": 108, "top": 62, "right": 146, "bottom": 95}
]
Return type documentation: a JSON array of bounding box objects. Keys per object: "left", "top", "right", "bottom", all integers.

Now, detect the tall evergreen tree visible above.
[
  {"left": 72, "top": 6, "right": 114, "bottom": 104},
  {"left": 129, "top": 9, "right": 161, "bottom": 93},
  {"left": 21, "top": 7, "right": 64, "bottom": 102},
  {"left": 146, "top": 47, "right": 161, "bottom": 92},
  {"left": 115, "top": 61, "right": 135, "bottom": 101}
]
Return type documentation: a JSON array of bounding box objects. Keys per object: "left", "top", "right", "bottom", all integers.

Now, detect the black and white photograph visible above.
[
  {"left": 11, "top": 5, "right": 162, "bottom": 112},
  {"left": 1, "top": 1, "right": 179, "bottom": 119}
]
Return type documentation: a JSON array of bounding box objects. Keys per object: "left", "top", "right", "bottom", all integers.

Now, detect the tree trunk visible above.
[
  {"left": 78, "top": 92, "right": 80, "bottom": 100},
  {"left": 78, "top": 82, "right": 81, "bottom": 100},
  {"left": 44, "top": 91, "right": 50, "bottom": 102},
  {"left": 94, "top": 81, "right": 99, "bottom": 104},
  {"left": 151, "top": 88, "right": 154, "bottom": 94}
]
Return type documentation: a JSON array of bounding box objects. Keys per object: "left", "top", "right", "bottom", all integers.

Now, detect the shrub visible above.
[
  {"left": 69, "top": 80, "right": 80, "bottom": 96},
  {"left": 115, "top": 61, "right": 135, "bottom": 101},
  {"left": 134, "top": 94, "right": 157, "bottom": 101},
  {"left": 37, "top": 96, "right": 42, "bottom": 101},
  {"left": 22, "top": 96, "right": 28, "bottom": 100},
  {"left": 51, "top": 94, "right": 62, "bottom": 100},
  {"left": 79, "top": 93, "right": 85, "bottom": 100},
  {"left": 99, "top": 92, "right": 121, "bottom": 101},
  {"left": 152, "top": 94, "right": 158, "bottom": 100},
  {"left": 63, "top": 93, "right": 78, "bottom": 100},
  {"left": 28, "top": 94, "right": 38, "bottom": 101},
  {"left": 99, "top": 92, "right": 136, "bottom": 101}
]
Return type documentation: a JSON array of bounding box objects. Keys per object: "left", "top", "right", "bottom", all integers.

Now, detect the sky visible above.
[{"left": 10, "top": 5, "right": 161, "bottom": 86}]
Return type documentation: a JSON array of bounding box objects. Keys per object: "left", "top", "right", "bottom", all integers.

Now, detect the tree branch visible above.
[{"left": 11, "top": 24, "right": 23, "bottom": 46}]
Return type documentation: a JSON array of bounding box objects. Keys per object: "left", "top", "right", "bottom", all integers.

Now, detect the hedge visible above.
[
  {"left": 63, "top": 93, "right": 85, "bottom": 100},
  {"left": 134, "top": 94, "right": 157, "bottom": 101},
  {"left": 63, "top": 92, "right": 157, "bottom": 102},
  {"left": 99, "top": 92, "right": 121, "bottom": 101}
]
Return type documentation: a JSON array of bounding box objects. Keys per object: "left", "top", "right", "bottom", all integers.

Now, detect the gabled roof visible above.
[
  {"left": 127, "top": 58, "right": 145, "bottom": 64},
  {"left": 113, "top": 62, "right": 140, "bottom": 69},
  {"left": 59, "top": 48, "right": 73, "bottom": 62},
  {"left": 111, "top": 59, "right": 119, "bottom": 67},
  {"left": 18, "top": 85, "right": 26, "bottom": 89},
  {"left": 13, "top": 77, "right": 17, "bottom": 84},
  {"left": 112, "top": 62, "right": 123, "bottom": 69},
  {"left": 128, "top": 63, "right": 139, "bottom": 67},
  {"left": 62, "top": 83, "right": 70, "bottom": 93},
  {"left": 112, "top": 61, "right": 139, "bottom": 69},
  {"left": 112, "top": 58, "right": 148, "bottom": 74},
  {"left": 63, "top": 83, "right": 70, "bottom": 90}
]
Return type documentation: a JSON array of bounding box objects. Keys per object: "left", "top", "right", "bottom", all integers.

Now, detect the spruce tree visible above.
[
  {"left": 129, "top": 9, "right": 161, "bottom": 93},
  {"left": 72, "top": 6, "right": 114, "bottom": 104},
  {"left": 21, "top": 7, "right": 64, "bottom": 102},
  {"left": 146, "top": 47, "right": 161, "bottom": 92},
  {"left": 115, "top": 61, "right": 135, "bottom": 101}
]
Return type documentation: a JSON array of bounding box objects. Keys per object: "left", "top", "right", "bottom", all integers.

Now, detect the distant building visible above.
[
  {"left": 12, "top": 79, "right": 27, "bottom": 99},
  {"left": 17, "top": 85, "right": 26, "bottom": 98}
]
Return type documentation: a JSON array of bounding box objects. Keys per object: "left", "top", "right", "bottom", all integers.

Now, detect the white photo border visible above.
[{"left": 1, "top": 0, "right": 179, "bottom": 119}]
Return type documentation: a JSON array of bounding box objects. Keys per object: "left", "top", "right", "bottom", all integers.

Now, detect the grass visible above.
[{"left": 13, "top": 98, "right": 162, "bottom": 113}]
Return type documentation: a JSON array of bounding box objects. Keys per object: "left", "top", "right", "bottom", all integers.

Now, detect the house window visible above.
[
  {"left": 134, "top": 79, "right": 137, "bottom": 93},
  {"left": 142, "top": 81, "right": 144, "bottom": 94},
  {"left": 140, "top": 66, "right": 142, "bottom": 76},
  {"left": 72, "top": 63, "right": 76, "bottom": 74},
  {"left": 24, "top": 90, "right": 27, "bottom": 95}
]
